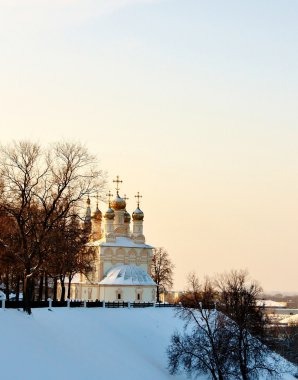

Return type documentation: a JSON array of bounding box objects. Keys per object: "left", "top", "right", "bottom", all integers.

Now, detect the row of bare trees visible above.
[
  {"left": 168, "top": 270, "right": 284, "bottom": 380},
  {"left": 0, "top": 141, "right": 105, "bottom": 314}
]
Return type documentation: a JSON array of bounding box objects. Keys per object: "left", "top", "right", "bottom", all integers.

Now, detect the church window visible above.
[
  {"left": 117, "top": 293, "right": 121, "bottom": 300},
  {"left": 137, "top": 293, "right": 140, "bottom": 301}
]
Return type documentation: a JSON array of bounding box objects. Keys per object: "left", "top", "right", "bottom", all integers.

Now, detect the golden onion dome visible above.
[
  {"left": 104, "top": 207, "right": 115, "bottom": 220},
  {"left": 111, "top": 194, "right": 126, "bottom": 210},
  {"left": 93, "top": 207, "right": 102, "bottom": 221},
  {"left": 132, "top": 207, "right": 144, "bottom": 221},
  {"left": 124, "top": 210, "right": 131, "bottom": 223}
]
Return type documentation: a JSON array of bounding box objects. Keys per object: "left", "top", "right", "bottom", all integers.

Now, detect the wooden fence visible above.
[{"left": 1, "top": 299, "right": 179, "bottom": 309}]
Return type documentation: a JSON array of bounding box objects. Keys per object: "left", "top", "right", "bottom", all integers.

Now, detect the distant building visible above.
[
  {"left": 65, "top": 177, "right": 156, "bottom": 302},
  {"left": 160, "top": 290, "right": 184, "bottom": 303}
]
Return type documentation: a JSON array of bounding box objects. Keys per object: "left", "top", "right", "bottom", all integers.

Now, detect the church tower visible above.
[
  {"left": 132, "top": 192, "right": 145, "bottom": 244},
  {"left": 84, "top": 196, "right": 92, "bottom": 235},
  {"left": 104, "top": 191, "right": 115, "bottom": 241},
  {"left": 91, "top": 193, "right": 102, "bottom": 241},
  {"left": 72, "top": 176, "right": 156, "bottom": 302}
]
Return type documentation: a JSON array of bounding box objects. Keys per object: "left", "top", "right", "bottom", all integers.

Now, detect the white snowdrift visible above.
[
  {"left": 0, "top": 308, "right": 296, "bottom": 380},
  {"left": 0, "top": 308, "right": 188, "bottom": 380}
]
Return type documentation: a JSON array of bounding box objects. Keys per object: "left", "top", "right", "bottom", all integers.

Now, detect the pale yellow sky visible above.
[{"left": 0, "top": 0, "right": 297, "bottom": 292}]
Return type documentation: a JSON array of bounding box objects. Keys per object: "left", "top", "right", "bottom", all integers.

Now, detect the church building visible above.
[{"left": 70, "top": 176, "right": 157, "bottom": 303}]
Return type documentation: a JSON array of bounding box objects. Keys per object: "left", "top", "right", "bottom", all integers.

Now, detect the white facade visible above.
[{"left": 71, "top": 182, "right": 157, "bottom": 302}]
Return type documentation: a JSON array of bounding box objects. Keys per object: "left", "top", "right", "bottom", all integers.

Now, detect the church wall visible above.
[
  {"left": 99, "top": 285, "right": 156, "bottom": 303},
  {"left": 63, "top": 283, "right": 156, "bottom": 302},
  {"left": 64, "top": 284, "right": 100, "bottom": 301}
]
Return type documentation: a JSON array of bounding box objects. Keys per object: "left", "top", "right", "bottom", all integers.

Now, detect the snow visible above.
[
  {"left": 99, "top": 264, "right": 156, "bottom": 285},
  {"left": 0, "top": 308, "right": 188, "bottom": 380},
  {"left": 257, "top": 300, "right": 288, "bottom": 308},
  {"left": 0, "top": 308, "right": 296, "bottom": 380},
  {"left": 280, "top": 314, "right": 298, "bottom": 325}
]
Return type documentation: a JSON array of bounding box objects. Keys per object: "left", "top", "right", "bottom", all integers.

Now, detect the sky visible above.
[{"left": 0, "top": 0, "right": 297, "bottom": 293}]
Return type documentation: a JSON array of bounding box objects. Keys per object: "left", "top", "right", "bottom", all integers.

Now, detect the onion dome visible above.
[
  {"left": 132, "top": 207, "right": 144, "bottom": 221},
  {"left": 111, "top": 194, "right": 126, "bottom": 210},
  {"left": 93, "top": 207, "right": 102, "bottom": 221},
  {"left": 124, "top": 210, "right": 131, "bottom": 223},
  {"left": 104, "top": 207, "right": 115, "bottom": 220}
]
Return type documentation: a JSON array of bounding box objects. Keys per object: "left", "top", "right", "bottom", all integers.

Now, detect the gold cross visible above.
[
  {"left": 113, "top": 175, "right": 123, "bottom": 194},
  {"left": 123, "top": 194, "right": 129, "bottom": 202},
  {"left": 106, "top": 191, "right": 113, "bottom": 207},
  {"left": 135, "top": 192, "right": 142, "bottom": 208}
]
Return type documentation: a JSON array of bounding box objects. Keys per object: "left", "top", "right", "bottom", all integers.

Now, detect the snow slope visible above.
[
  {"left": 0, "top": 308, "right": 189, "bottom": 380},
  {"left": 0, "top": 307, "right": 296, "bottom": 380}
]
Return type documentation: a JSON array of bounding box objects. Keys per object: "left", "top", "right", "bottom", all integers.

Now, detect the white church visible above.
[{"left": 68, "top": 176, "right": 157, "bottom": 303}]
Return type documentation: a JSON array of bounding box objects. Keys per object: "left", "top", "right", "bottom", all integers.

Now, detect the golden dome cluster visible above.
[{"left": 104, "top": 176, "right": 144, "bottom": 222}]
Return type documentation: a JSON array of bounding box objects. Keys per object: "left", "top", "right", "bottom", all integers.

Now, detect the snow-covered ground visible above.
[
  {"left": 0, "top": 307, "right": 296, "bottom": 380},
  {"left": 280, "top": 314, "right": 298, "bottom": 325}
]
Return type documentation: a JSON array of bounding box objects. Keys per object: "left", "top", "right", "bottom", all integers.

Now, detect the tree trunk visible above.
[
  {"left": 44, "top": 273, "right": 48, "bottom": 300},
  {"left": 60, "top": 277, "right": 65, "bottom": 302},
  {"left": 156, "top": 284, "right": 160, "bottom": 303},
  {"left": 217, "top": 369, "right": 224, "bottom": 380},
  {"left": 15, "top": 276, "right": 20, "bottom": 302},
  {"left": 30, "top": 276, "right": 36, "bottom": 301},
  {"left": 67, "top": 275, "right": 72, "bottom": 299},
  {"left": 38, "top": 274, "right": 44, "bottom": 301},
  {"left": 53, "top": 277, "right": 57, "bottom": 301},
  {"left": 23, "top": 274, "right": 33, "bottom": 314},
  {"left": 5, "top": 271, "right": 10, "bottom": 300}
]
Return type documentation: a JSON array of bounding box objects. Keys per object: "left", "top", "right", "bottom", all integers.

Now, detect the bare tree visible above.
[
  {"left": 151, "top": 247, "right": 174, "bottom": 302},
  {"left": 0, "top": 211, "right": 23, "bottom": 300},
  {"left": 215, "top": 270, "right": 280, "bottom": 380},
  {"left": 0, "top": 141, "right": 105, "bottom": 313},
  {"left": 168, "top": 271, "right": 281, "bottom": 380},
  {"left": 266, "top": 323, "right": 298, "bottom": 366},
  {"left": 46, "top": 211, "right": 95, "bottom": 301},
  {"left": 168, "top": 274, "right": 235, "bottom": 380}
]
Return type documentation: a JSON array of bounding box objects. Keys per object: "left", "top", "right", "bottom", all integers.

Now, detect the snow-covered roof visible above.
[
  {"left": 89, "top": 236, "right": 153, "bottom": 249},
  {"left": 257, "top": 300, "right": 288, "bottom": 308},
  {"left": 99, "top": 264, "right": 156, "bottom": 286}
]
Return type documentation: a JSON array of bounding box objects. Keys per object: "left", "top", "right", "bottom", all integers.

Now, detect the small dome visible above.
[
  {"left": 93, "top": 207, "right": 102, "bottom": 221},
  {"left": 104, "top": 207, "right": 115, "bottom": 220},
  {"left": 124, "top": 210, "right": 131, "bottom": 223},
  {"left": 99, "top": 264, "right": 156, "bottom": 285},
  {"left": 132, "top": 207, "right": 144, "bottom": 221},
  {"left": 111, "top": 194, "right": 126, "bottom": 210}
]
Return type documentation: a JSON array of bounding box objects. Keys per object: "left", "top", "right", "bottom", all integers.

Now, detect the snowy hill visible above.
[{"left": 0, "top": 307, "right": 296, "bottom": 380}]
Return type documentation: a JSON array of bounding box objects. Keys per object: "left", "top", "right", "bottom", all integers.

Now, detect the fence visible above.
[{"left": 0, "top": 299, "right": 179, "bottom": 310}]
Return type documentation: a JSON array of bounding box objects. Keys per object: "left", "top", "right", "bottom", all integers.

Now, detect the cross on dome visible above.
[
  {"left": 135, "top": 192, "right": 142, "bottom": 208},
  {"left": 113, "top": 175, "right": 123, "bottom": 195},
  {"left": 123, "top": 194, "right": 129, "bottom": 202},
  {"left": 106, "top": 190, "right": 113, "bottom": 207}
]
